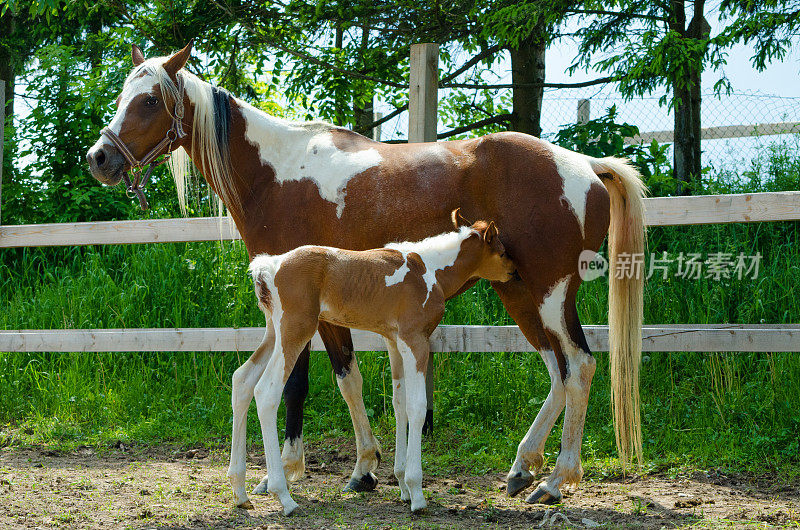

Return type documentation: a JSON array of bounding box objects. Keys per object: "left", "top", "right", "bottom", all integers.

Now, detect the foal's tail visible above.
[{"left": 590, "top": 157, "right": 647, "bottom": 468}]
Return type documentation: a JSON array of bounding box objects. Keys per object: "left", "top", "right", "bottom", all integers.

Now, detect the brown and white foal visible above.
[{"left": 232, "top": 212, "right": 515, "bottom": 514}]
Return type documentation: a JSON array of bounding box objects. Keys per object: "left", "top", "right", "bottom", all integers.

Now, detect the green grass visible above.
[{"left": 1, "top": 139, "right": 799, "bottom": 480}]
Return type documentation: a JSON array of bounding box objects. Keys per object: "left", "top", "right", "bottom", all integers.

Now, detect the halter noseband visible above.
[{"left": 101, "top": 75, "right": 187, "bottom": 210}]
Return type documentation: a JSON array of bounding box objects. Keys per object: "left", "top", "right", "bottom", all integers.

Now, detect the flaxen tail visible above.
[{"left": 590, "top": 157, "right": 647, "bottom": 468}]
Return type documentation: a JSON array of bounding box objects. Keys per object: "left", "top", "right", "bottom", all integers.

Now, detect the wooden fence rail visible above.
[
  {"left": 2, "top": 191, "right": 799, "bottom": 249},
  {"left": 1, "top": 325, "right": 799, "bottom": 353}
]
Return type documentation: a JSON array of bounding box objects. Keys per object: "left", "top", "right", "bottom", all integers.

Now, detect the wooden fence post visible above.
[
  {"left": 577, "top": 98, "right": 590, "bottom": 125},
  {"left": 409, "top": 44, "right": 438, "bottom": 143},
  {"left": 408, "top": 43, "right": 439, "bottom": 431}
]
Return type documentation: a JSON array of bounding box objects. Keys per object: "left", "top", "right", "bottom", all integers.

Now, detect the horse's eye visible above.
[{"left": 144, "top": 96, "right": 158, "bottom": 107}]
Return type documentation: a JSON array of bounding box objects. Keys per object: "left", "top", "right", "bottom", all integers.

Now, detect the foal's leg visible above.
[
  {"left": 492, "top": 279, "right": 565, "bottom": 497},
  {"left": 385, "top": 338, "right": 411, "bottom": 502},
  {"left": 397, "top": 333, "right": 429, "bottom": 512},
  {"left": 252, "top": 342, "right": 310, "bottom": 495},
  {"left": 527, "top": 276, "right": 596, "bottom": 505},
  {"left": 320, "top": 323, "right": 382, "bottom": 492},
  {"left": 228, "top": 324, "right": 276, "bottom": 507},
  {"left": 253, "top": 315, "right": 318, "bottom": 516}
]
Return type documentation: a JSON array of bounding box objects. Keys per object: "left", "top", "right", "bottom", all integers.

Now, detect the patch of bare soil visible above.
[{"left": 0, "top": 441, "right": 798, "bottom": 529}]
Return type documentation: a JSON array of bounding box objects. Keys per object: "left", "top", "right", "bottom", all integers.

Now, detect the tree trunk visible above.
[
  {"left": 670, "top": 0, "right": 709, "bottom": 195},
  {"left": 353, "top": 25, "right": 377, "bottom": 140},
  {"left": 509, "top": 28, "right": 546, "bottom": 137},
  {"left": 672, "top": 78, "right": 702, "bottom": 195},
  {"left": 0, "top": 10, "right": 17, "bottom": 124}
]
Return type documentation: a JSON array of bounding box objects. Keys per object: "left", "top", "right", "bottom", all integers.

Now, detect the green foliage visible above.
[
  {"left": 553, "top": 106, "right": 674, "bottom": 196},
  {"left": 1, "top": 142, "right": 799, "bottom": 475}
]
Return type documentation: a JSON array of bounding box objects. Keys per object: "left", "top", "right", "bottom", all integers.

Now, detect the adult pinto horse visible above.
[{"left": 86, "top": 42, "right": 646, "bottom": 506}]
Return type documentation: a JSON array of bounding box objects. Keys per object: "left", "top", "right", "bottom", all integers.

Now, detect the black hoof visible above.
[
  {"left": 525, "top": 485, "right": 562, "bottom": 505},
  {"left": 343, "top": 472, "right": 378, "bottom": 492},
  {"left": 422, "top": 409, "right": 434, "bottom": 436},
  {"left": 507, "top": 473, "right": 535, "bottom": 497}
]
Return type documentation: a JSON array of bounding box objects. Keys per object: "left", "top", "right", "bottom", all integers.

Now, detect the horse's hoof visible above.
[
  {"left": 236, "top": 500, "right": 254, "bottom": 510},
  {"left": 343, "top": 472, "right": 378, "bottom": 492},
  {"left": 525, "top": 484, "right": 562, "bottom": 505},
  {"left": 422, "top": 409, "right": 434, "bottom": 436},
  {"left": 507, "top": 472, "right": 534, "bottom": 497},
  {"left": 252, "top": 476, "right": 269, "bottom": 495},
  {"left": 282, "top": 499, "right": 299, "bottom": 516}
]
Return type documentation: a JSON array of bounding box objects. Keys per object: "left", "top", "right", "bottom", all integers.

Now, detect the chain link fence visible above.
[{"left": 539, "top": 86, "right": 800, "bottom": 169}]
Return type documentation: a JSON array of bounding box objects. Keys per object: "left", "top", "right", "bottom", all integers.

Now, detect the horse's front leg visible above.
[
  {"left": 397, "top": 333, "right": 429, "bottom": 512},
  {"left": 320, "top": 322, "right": 382, "bottom": 492}
]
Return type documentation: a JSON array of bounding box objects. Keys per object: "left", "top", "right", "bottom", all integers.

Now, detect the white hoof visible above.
[
  {"left": 252, "top": 475, "right": 269, "bottom": 495},
  {"left": 410, "top": 496, "right": 427, "bottom": 512},
  {"left": 282, "top": 498, "right": 300, "bottom": 516}
]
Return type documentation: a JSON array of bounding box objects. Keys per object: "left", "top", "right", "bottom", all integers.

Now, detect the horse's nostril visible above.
[{"left": 94, "top": 149, "right": 107, "bottom": 168}]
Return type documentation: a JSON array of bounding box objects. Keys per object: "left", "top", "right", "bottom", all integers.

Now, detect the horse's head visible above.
[{"left": 86, "top": 42, "right": 193, "bottom": 186}]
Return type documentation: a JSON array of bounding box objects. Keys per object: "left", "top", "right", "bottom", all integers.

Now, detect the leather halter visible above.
[{"left": 101, "top": 75, "right": 187, "bottom": 210}]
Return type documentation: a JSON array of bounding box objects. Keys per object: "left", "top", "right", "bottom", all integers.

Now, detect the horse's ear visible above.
[
  {"left": 484, "top": 221, "right": 498, "bottom": 244},
  {"left": 451, "top": 208, "right": 461, "bottom": 229},
  {"left": 132, "top": 44, "right": 145, "bottom": 66},
  {"left": 451, "top": 207, "right": 472, "bottom": 228},
  {"left": 163, "top": 40, "right": 193, "bottom": 77}
]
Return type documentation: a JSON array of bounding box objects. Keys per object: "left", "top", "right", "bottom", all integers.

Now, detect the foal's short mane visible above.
[
  {"left": 127, "top": 58, "right": 236, "bottom": 215},
  {"left": 386, "top": 226, "right": 475, "bottom": 256}
]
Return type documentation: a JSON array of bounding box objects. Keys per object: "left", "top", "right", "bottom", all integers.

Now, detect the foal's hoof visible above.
[
  {"left": 236, "top": 499, "right": 254, "bottom": 510},
  {"left": 507, "top": 471, "right": 535, "bottom": 497},
  {"left": 343, "top": 472, "right": 378, "bottom": 492},
  {"left": 525, "top": 484, "right": 562, "bottom": 505},
  {"left": 252, "top": 476, "right": 269, "bottom": 495}
]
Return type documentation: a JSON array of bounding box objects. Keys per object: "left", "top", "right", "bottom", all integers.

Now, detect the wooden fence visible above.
[{"left": 2, "top": 51, "right": 800, "bottom": 355}]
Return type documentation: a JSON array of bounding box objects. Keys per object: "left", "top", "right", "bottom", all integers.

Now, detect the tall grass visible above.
[{"left": 1, "top": 140, "right": 798, "bottom": 476}]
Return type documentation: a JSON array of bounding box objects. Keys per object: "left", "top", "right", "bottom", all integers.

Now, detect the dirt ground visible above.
[{"left": 1, "top": 440, "right": 798, "bottom": 529}]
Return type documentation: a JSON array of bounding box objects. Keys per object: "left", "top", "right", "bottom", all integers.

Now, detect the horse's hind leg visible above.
[
  {"left": 252, "top": 341, "right": 310, "bottom": 495},
  {"left": 228, "top": 323, "right": 275, "bottom": 507},
  {"left": 253, "top": 313, "right": 319, "bottom": 516},
  {"left": 527, "top": 275, "right": 595, "bottom": 505},
  {"left": 320, "top": 322, "right": 382, "bottom": 492},
  {"left": 491, "top": 279, "right": 566, "bottom": 498}
]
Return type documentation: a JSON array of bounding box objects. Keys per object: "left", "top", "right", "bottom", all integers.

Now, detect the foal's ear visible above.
[
  {"left": 163, "top": 40, "right": 193, "bottom": 77},
  {"left": 132, "top": 44, "right": 145, "bottom": 66},
  {"left": 451, "top": 208, "right": 462, "bottom": 229},
  {"left": 484, "top": 221, "right": 498, "bottom": 244}
]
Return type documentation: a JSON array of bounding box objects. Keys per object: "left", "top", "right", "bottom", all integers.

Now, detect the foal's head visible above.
[
  {"left": 86, "top": 42, "right": 193, "bottom": 185},
  {"left": 452, "top": 209, "right": 516, "bottom": 283}
]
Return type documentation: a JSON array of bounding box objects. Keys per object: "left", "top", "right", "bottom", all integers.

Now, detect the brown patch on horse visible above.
[{"left": 254, "top": 278, "right": 272, "bottom": 312}]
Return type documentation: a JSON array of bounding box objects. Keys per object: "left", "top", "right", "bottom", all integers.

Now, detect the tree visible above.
[{"left": 567, "top": 0, "right": 800, "bottom": 194}]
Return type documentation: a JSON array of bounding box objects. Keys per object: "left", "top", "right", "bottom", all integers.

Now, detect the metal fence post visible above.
[{"left": 408, "top": 43, "right": 439, "bottom": 432}]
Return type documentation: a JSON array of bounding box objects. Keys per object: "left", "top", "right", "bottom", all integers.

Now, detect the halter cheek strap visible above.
[{"left": 101, "top": 75, "right": 187, "bottom": 210}]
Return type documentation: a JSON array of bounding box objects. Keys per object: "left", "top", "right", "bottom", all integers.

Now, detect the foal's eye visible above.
[{"left": 144, "top": 96, "right": 158, "bottom": 107}]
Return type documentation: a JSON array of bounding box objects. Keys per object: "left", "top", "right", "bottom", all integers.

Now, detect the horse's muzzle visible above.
[{"left": 86, "top": 143, "right": 125, "bottom": 186}]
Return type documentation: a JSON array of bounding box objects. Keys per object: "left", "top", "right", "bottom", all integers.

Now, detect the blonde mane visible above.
[{"left": 125, "top": 59, "right": 236, "bottom": 216}]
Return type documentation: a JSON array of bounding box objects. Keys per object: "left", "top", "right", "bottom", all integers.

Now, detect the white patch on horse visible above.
[
  {"left": 548, "top": 143, "right": 599, "bottom": 237},
  {"left": 108, "top": 63, "right": 160, "bottom": 135},
  {"left": 385, "top": 226, "right": 473, "bottom": 306},
  {"left": 384, "top": 259, "right": 411, "bottom": 287},
  {"left": 539, "top": 275, "right": 577, "bottom": 350},
  {"left": 238, "top": 100, "right": 382, "bottom": 217}
]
